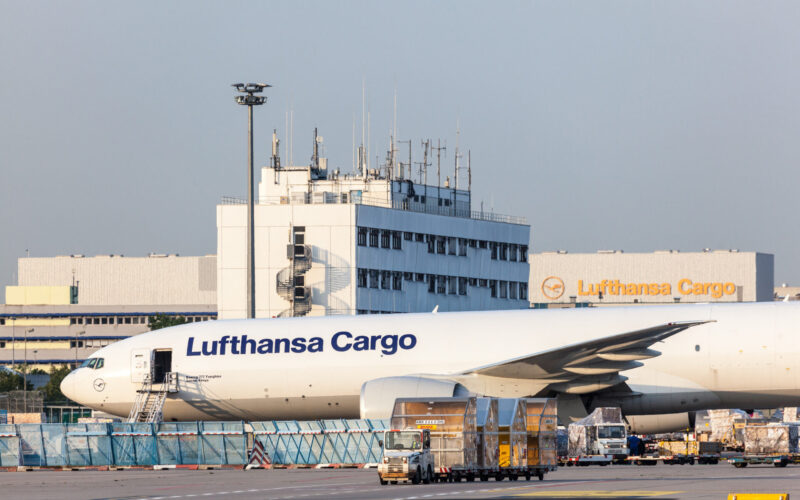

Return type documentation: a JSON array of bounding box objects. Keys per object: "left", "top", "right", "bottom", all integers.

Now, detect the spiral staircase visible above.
[{"left": 276, "top": 240, "right": 312, "bottom": 317}]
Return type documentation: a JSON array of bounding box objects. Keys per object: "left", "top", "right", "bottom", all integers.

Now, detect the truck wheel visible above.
[
  {"left": 411, "top": 467, "right": 421, "bottom": 484},
  {"left": 525, "top": 470, "right": 531, "bottom": 481},
  {"left": 480, "top": 474, "right": 488, "bottom": 481},
  {"left": 423, "top": 466, "right": 432, "bottom": 484},
  {"left": 466, "top": 473, "right": 475, "bottom": 482},
  {"left": 495, "top": 472, "right": 504, "bottom": 481},
  {"left": 379, "top": 478, "right": 388, "bottom": 486},
  {"left": 733, "top": 463, "right": 747, "bottom": 468},
  {"left": 538, "top": 471, "right": 545, "bottom": 481}
]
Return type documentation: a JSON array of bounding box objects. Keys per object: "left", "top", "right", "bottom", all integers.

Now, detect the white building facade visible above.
[
  {"left": 529, "top": 250, "right": 774, "bottom": 307},
  {"left": 217, "top": 139, "right": 530, "bottom": 319}
]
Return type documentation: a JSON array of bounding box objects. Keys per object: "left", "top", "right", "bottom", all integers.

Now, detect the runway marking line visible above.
[{"left": 517, "top": 492, "right": 682, "bottom": 498}]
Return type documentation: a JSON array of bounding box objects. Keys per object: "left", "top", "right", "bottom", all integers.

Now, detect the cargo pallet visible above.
[
  {"left": 626, "top": 454, "right": 720, "bottom": 465},
  {"left": 729, "top": 455, "right": 792, "bottom": 468},
  {"left": 559, "top": 455, "right": 627, "bottom": 466}
]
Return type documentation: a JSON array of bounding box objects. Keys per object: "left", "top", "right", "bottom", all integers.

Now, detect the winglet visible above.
[{"left": 432, "top": 305, "right": 439, "bottom": 313}]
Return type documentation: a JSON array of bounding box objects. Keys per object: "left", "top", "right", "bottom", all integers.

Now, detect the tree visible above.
[
  {"left": 148, "top": 314, "right": 187, "bottom": 331},
  {"left": 0, "top": 370, "right": 32, "bottom": 392},
  {"left": 40, "top": 365, "right": 72, "bottom": 403}
]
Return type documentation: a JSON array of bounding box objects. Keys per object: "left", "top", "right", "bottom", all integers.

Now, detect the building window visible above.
[
  {"left": 358, "top": 227, "right": 368, "bottom": 246},
  {"left": 437, "top": 236, "right": 446, "bottom": 255},
  {"left": 500, "top": 244, "right": 508, "bottom": 261},
  {"left": 520, "top": 246, "right": 528, "bottom": 262},
  {"left": 357, "top": 309, "right": 368, "bottom": 315},
  {"left": 369, "top": 270, "right": 379, "bottom": 288},
  {"left": 427, "top": 234, "right": 436, "bottom": 254},
  {"left": 500, "top": 280, "right": 508, "bottom": 299},
  {"left": 415, "top": 273, "right": 425, "bottom": 282},
  {"left": 490, "top": 280, "right": 497, "bottom": 297},
  {"left": 479, "top": 278, "right": 488, "bottom": 287},
  {"left": 448, "top": 276, "right": 457, "bottom": 295},
  {"left": 510, "top": 281, "right": 518, "bottom": 299},
  {"left": 447, "top": 237, "right": 456, "bottom": 255},
  {"left": 469, "top": 278, "right": 478, "bottom": 287},
  {"left": 392, "top": 272, "right": 402, "bottom": 291},
  {"left": 458, "top": 277, "right": 468, "bottom": 296},
  {"left": 479, "top": 240, "right": 488, "bottom": 249},
  {"left": 101, "top": 317, "right": 108, "bottom": 325},
  {"left": 427, "top": 274, "right": 436, "bottom": 293},
  {"left": 404, "top": 231, "right": 413, "bottom": 241},
  {"left": 415, "top": 233, "right": 425, "bottom": 242},
  {"left": 403, "top": 272, "right": 413, "bottom": 281},
  {"left": 392, "top": 231, "right": 402, "bottom": 250},
  {"left": 369, "top": 229, "right": 379, "bottom": 247},
  {"left": 469, "top": 239, "right": 477, "bottom": 248},
  {"left": 381, "top": 270, "right": 391, "bottom": 289},
  {"left": 490, "top": 242, "right": 498, "bottom": 260},
  {"left": 70, "top": 318, "right": 77, "bottom": 325},
  {"left": 381, "top": 231, "right": 390, "bottom": 249},
  {"left": 458, "top": 238, "right": 467, "bottom": 256},
  {"left": 357, "top": 268, "right": 368, "bottom": 288},
  {"left": 509, "top": 244, "right": 518, "bottom": 262},
  {"left": 70, "top": 340, "right": 84, "bottom": 348},
  {"left": 437, "top": 276, "right": 447, "bottom": 294},
  {"left": 520, "top": 283, "right": 528, "bottom": 300}
]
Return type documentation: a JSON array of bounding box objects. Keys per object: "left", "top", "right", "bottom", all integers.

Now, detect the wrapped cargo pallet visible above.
[
  {"left": 556, "top": 427, "right": 568, "bottom": 457},
  {"left": 390, "top": 397, "right": 478, "bottom": 470},
  {"left": 524, "top": 398, "right": 557, "bottom": 468},
  {"left": 497, "top": 399, "right": 527, "bottom": 468},
  {"left": 567, "top": 407, "right": 625, "bottom": 457},
  {"left": 743, "top": 424, "right": 800, "bottom": 455},
  {"left": 695, "top": 409, "right": 748, "bottom": 448},
  {"left": 475, "top": 398, "right": 499, "bottom": 470}
]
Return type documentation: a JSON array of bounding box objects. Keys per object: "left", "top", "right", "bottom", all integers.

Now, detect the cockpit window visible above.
[
  {"left": 81, "top": 358, "right": 97, "bottom": 369},
  {"left": 80, "top": 358, "right": 103, "bottom": 369}
]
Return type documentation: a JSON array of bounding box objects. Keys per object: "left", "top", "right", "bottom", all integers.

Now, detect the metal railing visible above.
[{"left": 221, "top": 194, "right": 527, "bottom": 225}]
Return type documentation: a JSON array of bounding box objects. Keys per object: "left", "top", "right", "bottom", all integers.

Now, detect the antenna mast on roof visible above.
[{"left": 432, "top": 140, "right": 446, "bottom": 205}]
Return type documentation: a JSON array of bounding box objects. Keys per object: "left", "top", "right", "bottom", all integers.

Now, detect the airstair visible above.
[{"left": 127, "top": 372, "right": 178, "bottom": 423}]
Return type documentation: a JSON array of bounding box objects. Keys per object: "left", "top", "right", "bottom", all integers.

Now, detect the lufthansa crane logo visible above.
[
  {"left": 541, "top": 276, "right": 565, "bottom": 300},
  {"left": 93, "top": 378, "right": 106, "bottom": 392}
]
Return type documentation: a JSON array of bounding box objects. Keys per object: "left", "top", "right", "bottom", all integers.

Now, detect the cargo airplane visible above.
[{"left": 60, "top": 302, "right": 800, "bottom": 433}]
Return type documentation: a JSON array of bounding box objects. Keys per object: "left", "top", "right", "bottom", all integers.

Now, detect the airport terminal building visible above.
[
  {"left": 529, "top": 250, "right": 774, "bottom": 308},
  {"left": 216, "top": 133, "right": 531, "bottom": 319}
]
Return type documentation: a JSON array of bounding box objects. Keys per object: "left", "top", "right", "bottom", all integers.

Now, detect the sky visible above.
[{"left": 2, "top": 1, "right": 800, "bottom": 290}]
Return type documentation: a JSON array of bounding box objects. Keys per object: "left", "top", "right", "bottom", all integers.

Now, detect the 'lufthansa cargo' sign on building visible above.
[{"left": 530, "top": 250, "right": 774, "bottom": 305}]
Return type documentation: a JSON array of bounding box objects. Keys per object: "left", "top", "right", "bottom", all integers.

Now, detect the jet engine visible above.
[
  {"left": 359, "top": 376, "right": 471, "bottom": 419},
  {"left": 626, "top": 412, "right": 695, "bottom": 434}
]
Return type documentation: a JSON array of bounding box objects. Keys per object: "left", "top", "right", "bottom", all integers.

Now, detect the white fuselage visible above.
[{"left": 61, "top": 302, "right": 800, "bottom": 421}]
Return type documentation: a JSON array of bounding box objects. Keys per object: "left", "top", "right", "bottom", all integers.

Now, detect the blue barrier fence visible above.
[{"left": 0, "top": 419, "right": 390, "bottom": 467}]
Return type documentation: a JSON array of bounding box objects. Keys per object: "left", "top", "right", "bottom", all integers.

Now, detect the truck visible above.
[
  {"left": 378, "top": 428, "right": 435, "bottom": 484},
  {"left": 567, "top": 407, "right": 629, "bottom": 465}
]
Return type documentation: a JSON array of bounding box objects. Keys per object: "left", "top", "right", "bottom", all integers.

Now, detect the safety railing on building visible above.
[
  {"left": 221, "top": 193, "right": 527, "bottom": 225},
  {"left": 0, "top": 419, "right": 390, "bottom": 467}
]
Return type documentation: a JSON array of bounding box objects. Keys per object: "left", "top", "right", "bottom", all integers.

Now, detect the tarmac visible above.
[{"left": 4, "top": 463, "right": 799, "bottom": 500}]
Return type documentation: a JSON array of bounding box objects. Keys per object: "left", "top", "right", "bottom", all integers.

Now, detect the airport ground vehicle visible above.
[
  {"left": 382, "top": 396, "right": 557, "bottom": 484},
  {"left": 730, "top": 422, "right": 800, "bottom": 468},
  {"left": 567, "top": 408, "right": 629, "bottom": 465},
  {"left": 377, "top": 428, "right": 434, "bottom": 484}
]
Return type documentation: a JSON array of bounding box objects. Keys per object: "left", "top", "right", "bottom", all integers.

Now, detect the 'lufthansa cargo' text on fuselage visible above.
[{"left": 186, "top": 331, "right": 417, "bottom": 356}]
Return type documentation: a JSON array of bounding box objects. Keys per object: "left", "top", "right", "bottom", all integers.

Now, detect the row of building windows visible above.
[
  {"left": 356, "top": 227, "right": 528, "bottom": 262},
  {"left": 0, "top": 316, "right": 213, "bottom": 327},
  {"left": 356, "top": 268, "right": 528, "bottom": 300},
  {"left": 0, "top": 338, "right": 116, "bottom": 349}
]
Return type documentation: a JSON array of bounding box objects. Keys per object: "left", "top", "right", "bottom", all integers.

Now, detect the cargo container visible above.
[
  {"left": 475, "top": 397, "right": 500, "bottom": 480},
  {"left": 497, "top": 398, "right": 528, "bottom": 478},
  {"left": 524, "top": 398, "right": 558, "bottom": 479},
  {"left": 387, "top": 397, "right": 479, "bottom": 482}
]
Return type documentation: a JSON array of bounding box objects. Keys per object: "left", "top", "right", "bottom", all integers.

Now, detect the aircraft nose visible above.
[{"left": 60, "top": 371, "right": 78, "bottom": 403}]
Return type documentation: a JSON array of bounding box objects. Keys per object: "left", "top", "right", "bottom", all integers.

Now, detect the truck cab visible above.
[
  {"left": 378, "top": 429, "right": 434, "bottom": 485},
  {"left": 595, "top": 423, "right": 629, "bottom": 458}
]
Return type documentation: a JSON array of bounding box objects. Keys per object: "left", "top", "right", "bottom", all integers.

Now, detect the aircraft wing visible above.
[{"left": 462, "top": 320, "right": 710, "bottom": 394}]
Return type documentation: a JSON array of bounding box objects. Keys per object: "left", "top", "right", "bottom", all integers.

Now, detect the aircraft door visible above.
[
  {"left": 131, "top": 348, "right": 152, "bottom": 383},
  {"left": 152, "top": 349, "right": 172, "bottom": 384}
]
